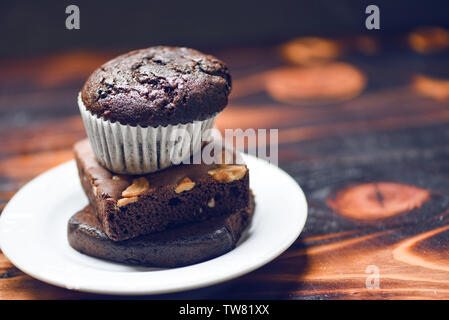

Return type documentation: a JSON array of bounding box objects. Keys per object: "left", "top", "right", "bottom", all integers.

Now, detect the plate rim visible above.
[{"left": 0, "top": 155, "right": 308, "bottom": 295}]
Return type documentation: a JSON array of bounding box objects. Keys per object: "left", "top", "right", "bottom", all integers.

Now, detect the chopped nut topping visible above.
[
  {"left": 122, "top": 177, "right": 149, "bottom": 197},
  {"left": 175, "top": 177, "right": 196, "bottom": 193},
  {"left": 117, "top": 196, "right": 138, "bottom": 207},
  {"left": 208, "top": 198, "right": 215, "bottom": 208},
  {"left": 208, "top": 165, "right": 247, "bottom": 182}
]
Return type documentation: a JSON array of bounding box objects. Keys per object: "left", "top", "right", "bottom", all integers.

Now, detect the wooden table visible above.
[{"left": 2, "top": 33, "right": 449, "bottom": 299}]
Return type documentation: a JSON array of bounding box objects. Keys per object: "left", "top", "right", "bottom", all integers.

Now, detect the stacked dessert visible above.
[{"left": 68, "top": 46, "right": 254, "bottom": 268}]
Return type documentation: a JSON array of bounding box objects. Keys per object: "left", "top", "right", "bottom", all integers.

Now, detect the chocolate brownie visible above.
[
  {"left": 74, "top": 139, "right": 250, "bottom": 241},
  {"left": 68, "top": 196, "right": 254, "bottom": 267},
  {"left": 81, "top": 46, "right": 232, "bottom": 127}
]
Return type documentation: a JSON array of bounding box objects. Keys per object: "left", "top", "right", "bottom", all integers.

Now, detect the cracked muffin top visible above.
[{"left": 80, "top": 46, "right": 232, "bottom": 127}]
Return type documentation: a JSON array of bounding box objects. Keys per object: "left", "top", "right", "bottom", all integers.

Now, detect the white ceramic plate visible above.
[{"left": 0, "top": 154, "right": 307, "bottom": 295}]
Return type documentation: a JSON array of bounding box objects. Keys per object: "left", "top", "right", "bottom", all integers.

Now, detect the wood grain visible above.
[{"left": 1, "top": 35, "right": 449, "bottom": 299}]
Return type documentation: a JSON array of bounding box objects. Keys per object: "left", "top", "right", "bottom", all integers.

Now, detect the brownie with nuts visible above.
[
  {"left": 68, "top": 195, "right": 254, "bottom": 267},
  {"left": 81, "top": 46, "right": 232, "bottom": 127},
  {"left": 74, "top": 139, "right": 250, "bottom": 241}
]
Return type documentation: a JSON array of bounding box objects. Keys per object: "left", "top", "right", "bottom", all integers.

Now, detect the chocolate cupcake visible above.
[{"left": 78, "top": 46, "right": 231, "bottom": 174}]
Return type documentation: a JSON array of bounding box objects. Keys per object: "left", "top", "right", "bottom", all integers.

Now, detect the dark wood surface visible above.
[{"left": 2, "top": 32, "right": 449, "bottom": 299}]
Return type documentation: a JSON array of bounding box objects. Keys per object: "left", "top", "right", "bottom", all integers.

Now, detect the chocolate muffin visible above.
[
  {"left": 81, "top": 46, "right": 231, "bottom": 127},
  {"left": 78, "top": 46, "right": 232, "bottom": 174}
]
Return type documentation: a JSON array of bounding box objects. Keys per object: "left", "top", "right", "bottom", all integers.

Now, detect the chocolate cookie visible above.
[
  {"left": 68, "top": 196, "right": 254, "bottom": 268},
  {"left": 74, "top": 139, "right": 250, "bottom": 241},
  {"left": 81, "top": 46, "right": 232, "bottom": 127}
]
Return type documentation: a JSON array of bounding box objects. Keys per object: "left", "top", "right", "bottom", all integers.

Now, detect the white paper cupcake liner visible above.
[{"left": 78, "top": 94, "right": 217, "bottom": 174}]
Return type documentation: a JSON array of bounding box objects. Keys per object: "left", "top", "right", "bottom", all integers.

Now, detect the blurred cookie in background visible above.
[
  {"left": 412, "top": 74, "right": 449, "bottom": 100},
  {"left": 279, "top": 37, "right": 342, "bottom": 66},
  {"left": 409, "top": 26, "right": 449, "bottom": 54},
  {"left": 264, "top": 62, "right": 366, "bottom": 105}
]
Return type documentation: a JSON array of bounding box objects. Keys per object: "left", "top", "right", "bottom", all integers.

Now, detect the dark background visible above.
[{"left": 1, "top": 0, "right": 449, "bottom": 58}]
